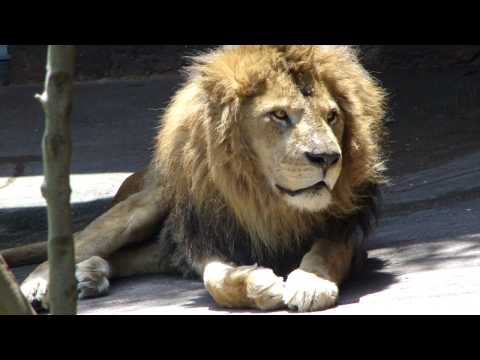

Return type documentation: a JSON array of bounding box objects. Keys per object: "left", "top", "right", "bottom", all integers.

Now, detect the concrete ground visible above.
[{"left": 1, "top": 70, "right": 480, "bottom": 315}]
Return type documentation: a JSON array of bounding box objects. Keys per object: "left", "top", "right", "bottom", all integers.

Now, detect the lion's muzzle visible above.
[{"left": 304, "top": 151, "right": 341, "bottom": 169}]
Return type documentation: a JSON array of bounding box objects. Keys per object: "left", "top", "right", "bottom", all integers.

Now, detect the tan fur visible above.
[
  {"left": 203, "top": 262, "right": 285, "bottom": 310},
  {"left": 299, "top": 240, "right": 354, "bottom": 284},
  {"left": 19, "top": 45, "right": 386, "bottom": 313}
]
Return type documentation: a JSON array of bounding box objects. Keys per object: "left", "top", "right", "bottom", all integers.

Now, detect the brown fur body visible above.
[{"left": 19, "top": 45, "right": 387, "bottom": 312}]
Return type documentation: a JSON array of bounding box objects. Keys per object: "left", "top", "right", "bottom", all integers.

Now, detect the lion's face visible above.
[{"left": 242, "top": 71, "right": 344, "bottom": 212}]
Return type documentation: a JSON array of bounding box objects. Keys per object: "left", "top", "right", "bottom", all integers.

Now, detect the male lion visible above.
[{"left": 19, "top": 45, "right": 386, "bottom": 312}]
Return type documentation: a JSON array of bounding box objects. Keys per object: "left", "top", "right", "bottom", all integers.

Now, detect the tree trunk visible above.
[
  {"left": 36, "top": 45, "right": 77, "bottom": 315},
  {"left": 0, "top": 255, "right": 36, "bottom": 315}
]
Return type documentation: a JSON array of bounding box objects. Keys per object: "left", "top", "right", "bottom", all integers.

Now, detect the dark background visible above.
[{"left": 7, "top": 45, "right": 480, "bottom": 84}]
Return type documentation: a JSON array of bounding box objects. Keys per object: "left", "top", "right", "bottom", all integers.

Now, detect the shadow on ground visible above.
[
  {"left": 339, "top": 257, "right": 398, "bottom": 306},
  {"left": 0, "top": 198, "right": 111, "bottom": 250}
]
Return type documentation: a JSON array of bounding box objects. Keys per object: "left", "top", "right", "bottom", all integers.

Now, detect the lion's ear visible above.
[
  {"left": 315, "top": 46, "right": 387, "bottom": 129},
  {"left": 190, "top": 47, "right": 269, "bottom": 105}
]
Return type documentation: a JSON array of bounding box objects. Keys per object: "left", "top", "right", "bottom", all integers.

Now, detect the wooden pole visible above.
[
  {"left": 35, "top": 45, "right": 77, "bottom": 315},
  {"left": 0, "top": 255, "right": 36, "bottom": 315}
]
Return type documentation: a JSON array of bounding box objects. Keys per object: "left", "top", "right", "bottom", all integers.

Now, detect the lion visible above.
[{"left": 17, "top": 45, "right": 387, "bottom": 312}]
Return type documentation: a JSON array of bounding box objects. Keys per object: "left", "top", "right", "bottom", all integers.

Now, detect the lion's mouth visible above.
[{"left": 276, "top": 180, "right": 330, "bottom": 197}]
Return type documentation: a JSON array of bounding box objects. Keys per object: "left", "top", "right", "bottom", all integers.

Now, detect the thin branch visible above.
[{"left": 36, "top": 45, "right": 77, "bottom": 315}]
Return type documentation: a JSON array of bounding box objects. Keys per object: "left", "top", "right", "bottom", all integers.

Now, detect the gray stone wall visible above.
[
  {"left": 5, "top": 45, "right": 480, "bottom": 85},
  {"left": 358, "top": 45, "right": 480, "bottom": 73},
  {"left": 7, "top": 45, "right": 211, "bottom": 84}
]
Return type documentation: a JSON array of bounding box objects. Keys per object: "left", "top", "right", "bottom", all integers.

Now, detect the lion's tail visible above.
[{"left": 0, "top": 242, "right": 47, "bottom": 267}]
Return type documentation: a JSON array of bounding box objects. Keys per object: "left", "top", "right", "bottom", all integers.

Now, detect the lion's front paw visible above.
[
  {"left": 76, "top": 256, "right": 111, "bottom": 299},
  {"left": 204, "top": 262, "right": 285, "bottom": 311},
  {"left": 21, "top": 266, "right": 50, "bottom": 312},
  {"left": 245, "top": 267, "right": 285, "bottom": 310},
  {"left": 283, "top": 269, "right": 338, "bottom": 312}
]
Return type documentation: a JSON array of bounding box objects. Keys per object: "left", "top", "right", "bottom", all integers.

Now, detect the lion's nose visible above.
[{"left": 305, "top": 151, "right": 341, "bottom": 168}]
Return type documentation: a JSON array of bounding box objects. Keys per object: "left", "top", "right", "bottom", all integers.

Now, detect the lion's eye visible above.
[
  {"left": 326, "top": 109, "right": 338, "bottom": 125},
  {"left": 269, "top": 110, "right": 290, "bottom": 125},
  {"left": 272, "top": 110, "right": 289, "bottom": 120}
]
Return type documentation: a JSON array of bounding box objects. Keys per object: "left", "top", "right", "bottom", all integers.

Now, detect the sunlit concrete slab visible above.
[{"left": 0, "top": 173, "right": 132, "bottom": 210}]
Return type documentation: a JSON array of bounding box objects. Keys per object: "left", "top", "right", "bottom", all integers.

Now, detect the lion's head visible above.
[
  {"left": 155, "top": 45, "right": 386, "bottom": 249},
  {"left": 238, "top": 63, "right": 344, "bottom": 212}
]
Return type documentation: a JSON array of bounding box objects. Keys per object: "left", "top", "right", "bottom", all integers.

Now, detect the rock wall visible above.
[
  {"left": 5, "top": 45, "right": 480, "bottom": 84},
  {"left": 359, "top": 45, "right": 480, "bottom": 73},
  {"left": 7, "top": 45, "right": 210, "bottom": 84}
]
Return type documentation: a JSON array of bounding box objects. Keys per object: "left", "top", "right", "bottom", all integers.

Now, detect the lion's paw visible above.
[
  {"left": 21, "top": 269, "right": 50, "bottom": 312},
  {"left": 283, "top": 269, "right": 338, "bottom": 312},
  {"left": 245, "top": 267, "right": 285, "bottom": 310},
  {"left": 76, "top": 256, "right": 111, "bottom": 299}
]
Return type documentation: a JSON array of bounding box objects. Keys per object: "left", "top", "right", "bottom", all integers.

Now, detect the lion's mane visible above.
[{"left": 149, "top": 45, "right": 387, "bottom": 277}]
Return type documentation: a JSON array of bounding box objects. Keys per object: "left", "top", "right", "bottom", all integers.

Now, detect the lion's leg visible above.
[
  {"left": 75, "top": 240, "right": 173, "bottom": 300},
  {"left": 73, "top": 188, "right": 167, "bottom": 261},
  {"left": 283, "top": 239, "right": 354, "bottom": 312},
  {"left": 21, "top": 186, "right": 170, "bottom": 310},
  {"left": 199, "top": 260, "right": 286, "bottom": 311},
  {"left": 107, "top": 241, "right": 173, "bottom": 279},
  {"left": 24, "top": 240, "right": 172, "bottom": 307}
]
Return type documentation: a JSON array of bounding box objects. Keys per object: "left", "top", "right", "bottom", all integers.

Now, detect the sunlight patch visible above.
[{"left": 0, "top": 172, "right": 133, "bottom": 210}]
